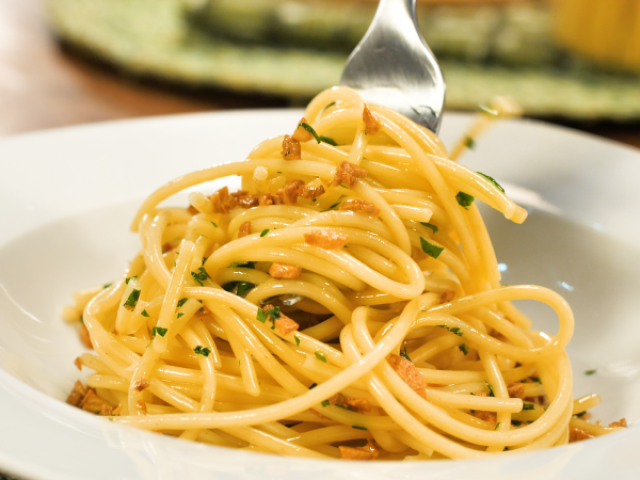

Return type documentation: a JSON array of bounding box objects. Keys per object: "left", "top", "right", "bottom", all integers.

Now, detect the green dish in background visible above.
[{"left": 48, "top": 0, "right": 640, "bottom": 120}]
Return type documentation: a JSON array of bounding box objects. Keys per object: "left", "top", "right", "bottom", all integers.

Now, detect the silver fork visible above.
[{"left": 339, "top": 0, "right": 446, "bottom": 133}]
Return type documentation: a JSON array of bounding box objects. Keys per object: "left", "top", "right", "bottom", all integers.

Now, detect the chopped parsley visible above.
[
  {"left": 210, "top": 222, "right": 218, "bottom": 228},
  {"left": 315, "top": 351, "right": 327, "bottom": 363},
  {"left": 260, "top": 229, "right": 270, "bottom": 237},
  {"left": 464, "top": 136, "right": 476, "bottom": 150},
  {"left": 319, "top": 136, "right": 338, "bottom": 146},
  {"left": 103, "top": 282, "right": 113, "bottom": 289},
  {"left": 495, "top": 422, "right": 501, "bottom": 430},
  {"left": 309, "top": 383, "right": 317, "bottom": 389},
  {"left": 437, "top": 325, "right": 463, "bottom": 336},
  {"left": 299, "top": 122, "right": 322, "bottom": 143},
  {"left": 321, "top": 400, "right": 330, "bottom": 407},
  {"left": 125, "top": 276, "right": 137, "bottom": 285},
  {"left": 257, "top": 306, "right": 281, "bottom": 324},
  {"left": 177, "top": 313, "right": 184, "bottom": 319},
  {"left": 177, "top": 298, "right": 188, "bottom": 308},
  {"left": 352, "top": 425, "right": 368, "bottom": 431},
  {"left": 528, "top": 376, "right": 541, "bottom": 383},
  {"left": 522, "top": 403, "right": 535, "bottom": 411},
  {"left": 485, "top": 381, "right": 495, "bottom": 397},
  {"left": 295, "top": 336, "right": 301, "bottom": 346},
  {"left": 194, "top": 345, "right": 211, "bottom": 357},
  {"left": 400, "top": 346, "right": 412, "bottom": 362},
  {"left": 456, "top": 192, "right": 475, "bottom": 209},
  {"left": 574, "top": 411, "right": 588, "bottom": 418},
  {"left": 236, "top": 282, "right": 254, "bottom": 297},
  {"left": 228, "top": 261, "right": 256, "bottom": 269},
  {"left": 511, "top": 420, "right": 522, "bottom": 426},
  {"left": 504, "top": 447, "right": 509, "bottom": 451},
  {"left": 123, "top": 289, "right": 141, "bottom": 308},
  {"left": 141, "top": 310, "right": 150, "bottom": 318},
  {"left": 459, "top": 343, "right": 469, "bottom": 355},
  {"left": 585, "top": 369, "right": 597, "bottom": 376},
  {"left": 191, "top": 267, "right": 210, "bottom": 286},
  {"left": 420, "top": 237, "right": 444, "bottom": 259},
  {"left": 420, "top": 222, "right": 439, "bottom": 234},
  {"left": 477, "top": 172, "right": 505, "bottom": 193},
  {"left": 151, "top": 327, "right": 167, "bottom": 337}
]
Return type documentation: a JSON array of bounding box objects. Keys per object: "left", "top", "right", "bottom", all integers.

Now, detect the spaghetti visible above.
[{"left": 63, "top": 87, "right": 624, "bottom": 460}]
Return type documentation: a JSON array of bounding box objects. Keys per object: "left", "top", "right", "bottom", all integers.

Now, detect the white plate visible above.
[{"left": 0, "top": 111, "right": 638, "bottom": 480}]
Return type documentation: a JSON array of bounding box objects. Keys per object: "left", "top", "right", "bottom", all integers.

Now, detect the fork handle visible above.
[{"left": 372, "top": 0, "right": 418, "bottom": 31}]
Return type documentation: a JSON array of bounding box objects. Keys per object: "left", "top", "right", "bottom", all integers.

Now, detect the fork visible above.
[{"left": 339, "top": 0, "right": 446, "bottom": 133}]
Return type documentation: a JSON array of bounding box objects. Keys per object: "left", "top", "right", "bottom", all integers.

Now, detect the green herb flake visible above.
[
  {"left": 315, "top": 351, "right": 327, "bottom": 363},
  {"left": 522, "top": 403, "right": 535, "bottom": 411},
  {"left": 420, "top": 237, "right": 444, "bottom": 259},
  {"left": 449, "top": 327, "right": 463, "bottom": 337},
  {"left": 340, "top": 184, "right": 349, "bottom": 189},
  {"left": 319, "top": 136, "right": 338, "bottom": 146},
  {"left": 177, "top": 313, "right": 184, "bottom": 319},
  {"left": 141, "top": 310, "right": 150, "bottom": 318},
  {"left": 299, "top": 122, "right": 321, "bottom": 143},
  {"left": 194, "top": 345, "right": 211, "bottom": 357},
  {"left": 123, "top": 289, "right": 141, "bottom": 308},
  {"left": 528, "top": 376, "right": 542, "bottom": 383},
  {"left": 511, "top": 420, "right": 522, "bottom": 426},
  {"left": 295, "top": 336, "right": 301, "bottom": 347},
  {"left": 125, "top": 276, "right": 137, "bottom": 285},
  {"left": 456, "top": 192, "right": 475, "bottom": 209},
  {"left": 574, "top": 411, "right": 588, "bottom": 418},
  {"left": 495, "top": 422, "right": 501, "bottom": 430},
  {"left": 236, "top": 282, "right": 254, "bottom": 297},
  {"left": 151, "top": 327, "right": 167, "bottom": 337},
  {"left": 464, "top": 136, "right": 476, "bottom": 150},
  {"left": 399, "top": 346, "right": 412, "bottom": 362},
  {"left": 503, "top": 447, "right": 509, "bottom": 451},
  {"left": 210, "top": 222, "right": 218, "bottom": 228},
  {"left": 177, "top": 298, "right": 188, "bottom": 308},
  {"left": 477, "top": 172, "right": 505, "bottom": 193},
  {"left": 309, "top": 383, "right": 317, "bottom": 389},
  {"left": 352, "top": 425, "right": 368, "bottom": 431},
  {"left": 420, "top": 222, "right": 439, "bottom": 234},
  {"left": 191, "top": 267, "right": 210, "bottom": 286},
  {"left": 257, "top": 309, "right": 268, "bottom": 323},
  {"left": 260, "top": 229, "right": 270, "bottom": 237},
  {"left": 585, "top": 369, "right": 597, "bottom": 376},
  {"left": 485, "top": 381, "right": 495, "bottom": 397},
  {"left": 103, "top": 282, "right": 113, "bottom": 289},
  {"left": 459, "top": 343, "right": 469, "bottom": 355},
  {"left": 321, "top": 400, "right": 330, "bottom": 407},
  {"left": 321, "top": 201, "right": 342, "bottom": 212}
]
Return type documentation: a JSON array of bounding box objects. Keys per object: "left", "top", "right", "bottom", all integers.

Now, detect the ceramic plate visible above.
[{"left": 0, "top": 111, "right": 638, "bottom": 480}]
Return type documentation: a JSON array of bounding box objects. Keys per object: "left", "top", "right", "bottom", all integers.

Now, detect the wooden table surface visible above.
[{"left": 2, "top": 0, "right": 640, "bottom": 146}]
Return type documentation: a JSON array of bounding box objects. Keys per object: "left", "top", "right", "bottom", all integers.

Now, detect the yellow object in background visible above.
[{"left": 555, "top": 0, "right": 640, "bottom": 72}]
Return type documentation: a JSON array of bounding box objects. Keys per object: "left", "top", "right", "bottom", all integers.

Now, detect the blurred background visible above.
[{"left": 2, "top": 0, "right": 640, "bottom": 147}]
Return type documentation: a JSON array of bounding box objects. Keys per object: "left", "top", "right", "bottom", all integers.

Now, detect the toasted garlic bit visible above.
[
  {"left": 133, "top": 378, "right": 150, "bottom": 392},
  {"left": 339, "top": 440, "right": 379, "bottom": 460},
  {"left": 339, "top": 199, "right": 379, "bottom": 216},
  {"left": 275, "top": 316, "right": 300, "bottom": 336},
  {"left": 304, "top": 230, "right": 349, "bottom": 250},
  {"left": 363, "top": 105, "right": 382, "bottom": 135},
  {"left": 388, "top": 354, "right": 427, "bottom": 399},
  {"left": 281, "top": 135, "right": 301, "bottom": 160},
  {"left": 292, "top": 117, "right": 315, "bottom": 143},
  {"left": 333, "top": 161, "right": 368, "bottom": 187},
  {"left": 238, "top": 221, "right": 252, "bottom": 238},
  {"left": 269, "top": 263, "right": 303, "bottom": 279}
]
